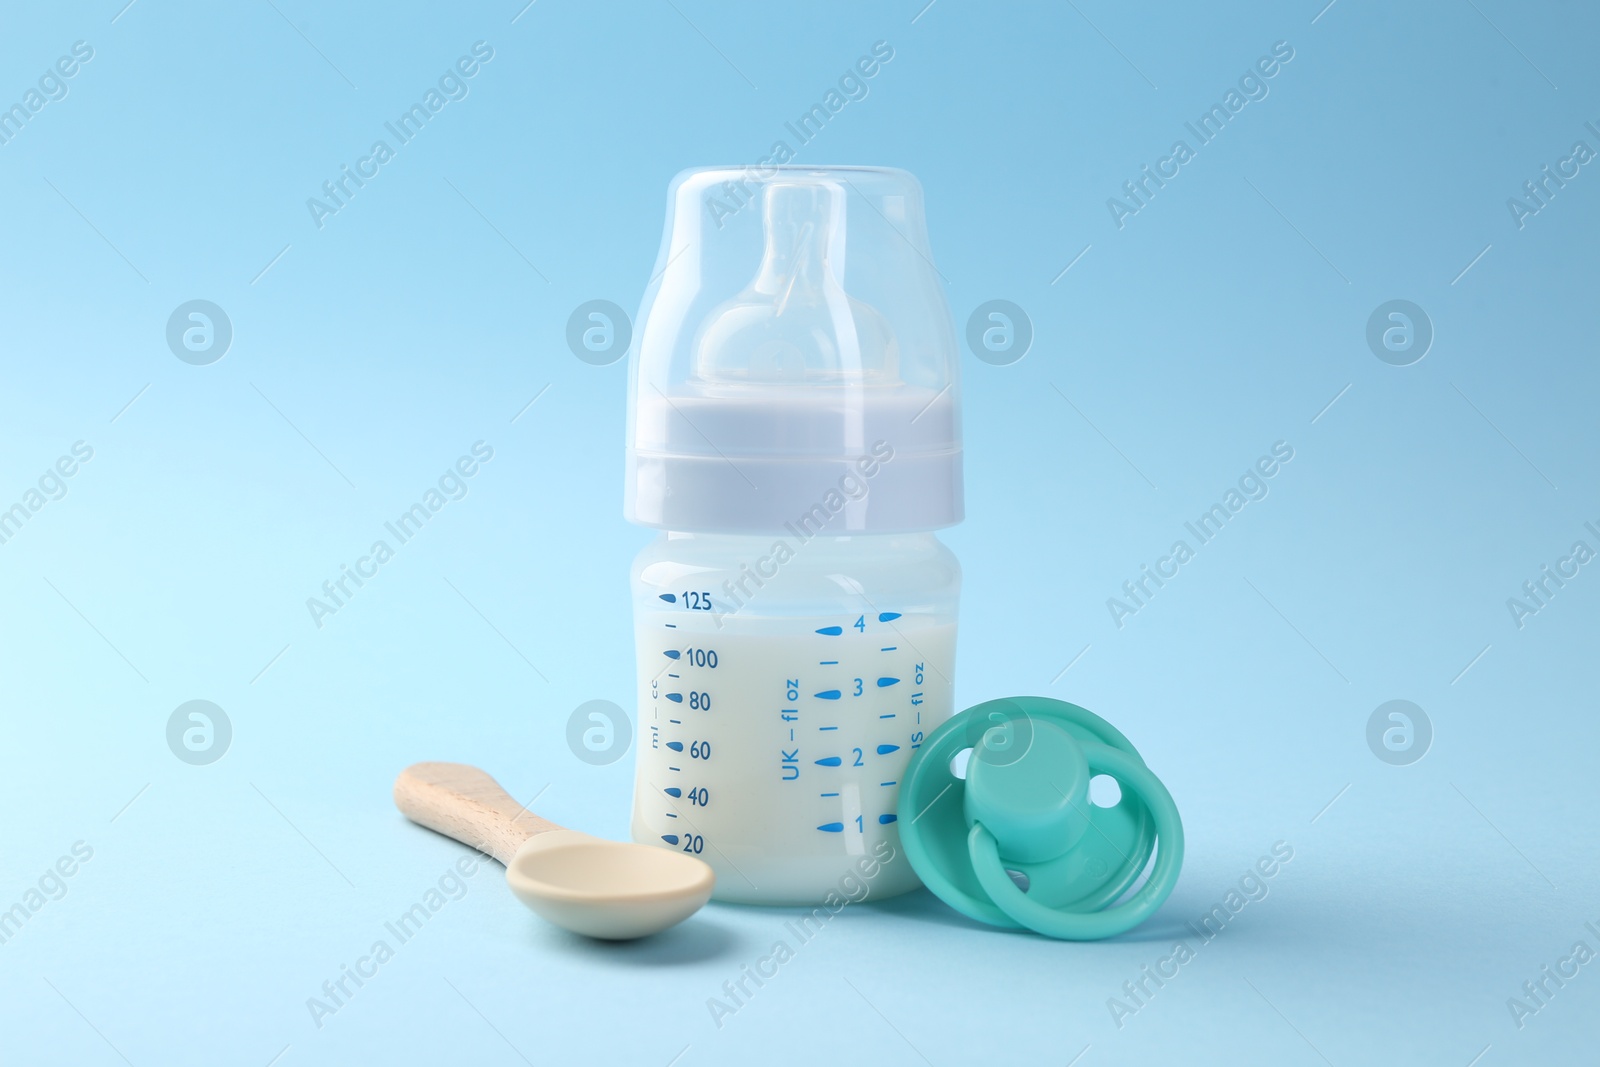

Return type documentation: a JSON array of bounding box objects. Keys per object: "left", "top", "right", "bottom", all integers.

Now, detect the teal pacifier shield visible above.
[{"left": 898, "top": 697, "right": 1158, "bottom": 930}]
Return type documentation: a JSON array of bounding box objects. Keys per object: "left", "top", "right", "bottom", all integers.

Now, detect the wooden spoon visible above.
[{"left": 393, "top": 762, "right": 714, "bottom": 940}]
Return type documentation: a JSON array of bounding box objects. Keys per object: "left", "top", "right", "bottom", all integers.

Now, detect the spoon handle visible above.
[{"left": 393, "top": 762, "right": 561, "bottom": 866}]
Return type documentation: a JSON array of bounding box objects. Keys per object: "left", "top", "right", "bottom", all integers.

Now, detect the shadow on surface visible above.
[{"left": 532, "top": 910, "right": 746, "bottom": 966}]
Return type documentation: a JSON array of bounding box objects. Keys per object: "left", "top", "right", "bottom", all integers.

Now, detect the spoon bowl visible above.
[{"left": 507, "top": 830, "right": 715, "bottom": 940}]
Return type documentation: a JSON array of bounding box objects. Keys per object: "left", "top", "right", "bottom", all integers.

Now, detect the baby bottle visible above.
[{"left": 624, "top": 167, "right": 963, "bottom": 905}]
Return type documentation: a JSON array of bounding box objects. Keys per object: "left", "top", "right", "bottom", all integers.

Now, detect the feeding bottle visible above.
[{"left": 624, "top": 166, "right": 962, "bottom": 905}]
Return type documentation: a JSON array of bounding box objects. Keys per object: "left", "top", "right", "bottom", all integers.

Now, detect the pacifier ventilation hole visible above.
[
  {"left": 1089, "top": 774, "right": 1122, "bottom": 807},
  {"left": 1006, "top": 869, "right": 1031, "bottom": 893},
  {"left": 949, "top": 747, "right": 973, "bottom": 780}
]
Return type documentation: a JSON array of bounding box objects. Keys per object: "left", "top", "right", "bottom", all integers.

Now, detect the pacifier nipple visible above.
[{"left": 964, "top": 721, "right": 1092, "bottom": 865}]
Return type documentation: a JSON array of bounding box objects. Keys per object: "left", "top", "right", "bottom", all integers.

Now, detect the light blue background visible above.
[{"left": 2, "top": 1, "right": 1596, "bottom": 1064}]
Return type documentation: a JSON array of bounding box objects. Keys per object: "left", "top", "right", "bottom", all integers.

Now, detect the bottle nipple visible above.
[{"left": 694, "top": 181, "right": 899, "bottom": 385}]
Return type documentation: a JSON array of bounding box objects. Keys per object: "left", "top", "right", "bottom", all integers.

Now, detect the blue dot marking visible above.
[
  {"left": 664, "top": 787, "right": 682, "bottom": 798},
  {"left": 663, "top": 649, "right": 681, "bottom": 659},
  {"left": 667, "top": 741, "right": 683, "bottom": 752},
  {"left": 816, "top": 625, "right": 843, "bottom": 636},
  {"left": 666, "top": 693, "right": 683, "bottom": 703},
  {"left": 659, "top": 594, "right": 677, "bottom": 603},
  {"left": 815, "top": 690, "right": 841, "bottom": 700},
  {"left": 818, "top": 822, "right": 844, "bottom": 833},
  {"left": 662, "top": 834, "right": 680, "bottom": 844},
  {"left": 879, "top": 814, "right": 898, "bottom": 824},
  {"left": 878, "top": 612, "right": 901, "bottom": 622},
  {"left": 815, "top": 756, "right": 842, "bottom": 767},
  {"left": 877, "top": 677, "right": 900, "bottom": 687},
  {"left": 877, "top": 744, "right": 900, "bottom": 755}
]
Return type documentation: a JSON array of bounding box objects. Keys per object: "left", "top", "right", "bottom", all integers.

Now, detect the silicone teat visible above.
[
  {"left": 694, "top": 180, "right": 899, "bottom": 385},
  {"left": 754, "top": 182, "right": 832, "bottom": 299}
]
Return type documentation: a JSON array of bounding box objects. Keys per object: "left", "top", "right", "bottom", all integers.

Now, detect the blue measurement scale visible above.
[
  {"left": 633, "top": 593, "right": 950, "bottom": 899},
  {"left": 796, "top": 613, "right": 925, "bottom": 837}
]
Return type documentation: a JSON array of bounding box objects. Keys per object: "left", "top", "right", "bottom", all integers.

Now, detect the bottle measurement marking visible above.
[
  {"left": 805, "top": 620, "right": 919, "bottom": 836},
  {"left": 651, "top": 615, "right": 728, "bottom": 860},
  {"left": 642, "top": 611, "right": 948, "bottom": 874}
]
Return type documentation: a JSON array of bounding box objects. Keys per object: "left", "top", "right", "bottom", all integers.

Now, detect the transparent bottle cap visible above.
[{"left": 625, "top": 166, "right": 963, "bottom": 534}]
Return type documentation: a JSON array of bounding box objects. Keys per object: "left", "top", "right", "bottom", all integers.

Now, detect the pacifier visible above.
[{"left": 898, "top": 697, "right": 1183, "bottom": 940}]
